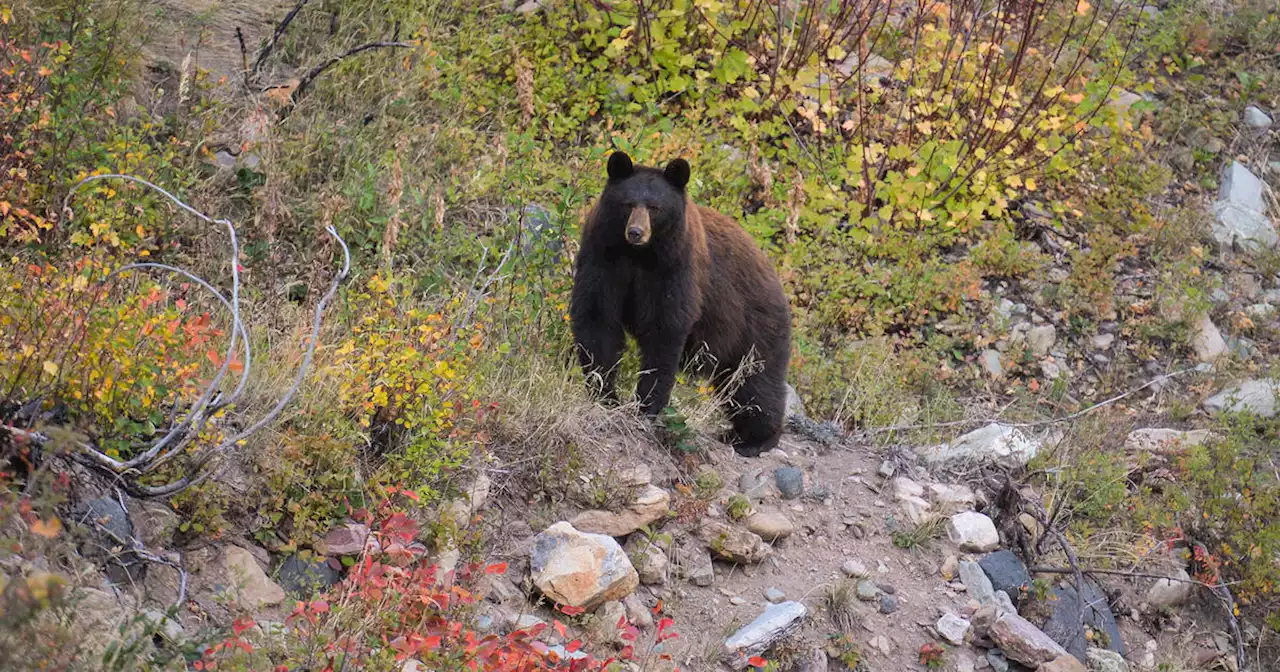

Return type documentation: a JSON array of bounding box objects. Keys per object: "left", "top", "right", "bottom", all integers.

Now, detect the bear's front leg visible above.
[
  {"left": 635, "top": 329, "right": 689, "bottom": 418},
  {"left": 569, "top": 264, "right": 625, "bottom": 403}
]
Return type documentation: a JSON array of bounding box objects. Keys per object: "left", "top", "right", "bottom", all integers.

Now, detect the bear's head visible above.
[{"left": 598, "top": 151, "right": 690, "bottom": 248}]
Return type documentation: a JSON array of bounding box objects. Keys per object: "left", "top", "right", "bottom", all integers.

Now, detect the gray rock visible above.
[
  {"left": 214, "top": 150, "right": 237, "bottom": 168},
  {"left": 130, "top": 502, "right": 179, "bottom": 549},
  {"left": 746, "top": 509, "right": 795, "bottom": 542},
  {"left": 1028, "top": 325, "right": 1057, "bottom": 357},
  {"left": 626, "top": 538, "right": 669, "bottom": 585},
  {"left": 140, "top": 609, "right": 186, "bottom": 642},
  {"left": 1244, "top": 106, "right": 1273, "bottom": 130},
  {"left": 1205, "top": 379, "right": 1279, "bottom": 417},
  {"left": 879, "top": 594, "right": 901, "bottom": 614},
  {"left": 785, "top": 384, "right": 806, "bottom": 419},
  {"left": 937, "top": 612, "right": 971, "bottom": 646},
  {"left": 1211, "top": 161, "right": 1277, "bottom": 252},
  {"left": 796, "top": 647, "right": 830, "bottom": 672},
  {"left": 531, "top": 521, "right": 639, "bottom": 609},
  {"left": 765, "top": 587, "right": 787, "bottom": 603},
  {"left": 947, "top": 512, "right": 1001, "bottom": 552},
  {"left": 698, "top": 520, "right": 772, "bottom": 563},
  {"left": 739, "top": 469, "right": 770, "bottom": 499},
  {"left": 1191, "top": 314, "right": 1227, "bottom": 363},
  {"left": 981, "top": 350, "right": 1005, "bottom": 378},
  {"left": 987, "top": 649, "right": 1011, "bottom": 672},
  {"left": 276, "top": 554, "right": 342, "bottom": 597},
  {"left": 1124, "top": 428, "right": 1216, "bottom": 453},
  {"left": 1091, "top": 333, "right": 1115, "bottom": 350},
  {"left": 924, "top": 423, "right": 1040, "bottom": 468},
  {"left": 1145, "top": 568, "right": 1193, "bottom": 610},
  {"left": 623, "top": 592, "right": 653, "bottom": 629},
  {"left": 321, "top": 523, "right": 371, "bottom": 556},
  {"left": 930, "top": 483, "right": 978, "bottom": 515},
  {"left": 961, "top": 560, "right": 997, "bottom": 605},
  {"left": 680, "top": 545, "right": 715, "bottom": 587},
  {"left": 73, "top": 497, "right": 141, "bottom": 584},
  {"left": 994, "top": 590, "right": 1017, "bottom": 614},
  {"left": 1043, "top": 579, "right": 1125, "bottom": 660},
  {"left": 841, "top": 559, "right": 869, "bottom": 578},
  {"left": 774, "top": 467, "right": 804, "bottom": 499},
  {"left": 723, "top": 601, "right": 807, "bottom": 669},
  {"left": 856, "top": 579, "right": 880, "bottom": 601},
  {"left": 1086, "top": 648, "right": 1130, "bottom": 672},
  {"left": 990, "top": 610, "right": 1070, "bottom": 667},
  {"left": 519, "top": 204, "right": 562, "bottom": 258},
  {"left": 1247, "top": 303, "right": 1277, "bottom": 321},
  {"left": 514, "top": 1, "right": 542, "bottom": 14},
  {"left": 585, "top": 600, "right": 628, "bottom": 645}
]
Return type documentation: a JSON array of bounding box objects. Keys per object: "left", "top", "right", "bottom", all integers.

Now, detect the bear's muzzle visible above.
[{"left": 625, "top": 206, "right": 651, "bottom": 246}]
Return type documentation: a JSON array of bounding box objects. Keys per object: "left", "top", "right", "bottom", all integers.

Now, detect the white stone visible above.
[
  {"left": 1091, "top": 333, "right": 1115, "bottom": 350},
  {"left": 1205, "top": 379, "right": 1280, "bottom": 418},
  {"left": 1191, "top": 314, "right": 1227, "bottom": 363},
  {"left": 924, "top": 423, "right": 1039, "bottom": 468},
  {"left": 937, "top": 612, "right": 971, "bottom": 645},
  {"left": 980, "top": 350, "right": 1004, "bottom": 378},
  {"left": 1028, "top": 325, "right": 1057, "bottom": 357},
  {"left": 785, "top": 383, "right": 806, "bottom": 418},
  {"left": 960, "top": 559, "right": 996, "bottom": 605},
  {"left": 1124, "top": 428, "right": 1215, "bottom": 453},
  {"left": 947, "top": 512, "right": 1000, "bottom": 552},
  {"left": 1145, "top": 568, "right": 1194, "bottom": 610},
  {"left": 930, "top": 483, "right": 978, "bottom": 515},
  {"left": 1211, "top": 161, "right": 1277, "bottom": 252},
  {"left": 723, "top": 601, "right": 807, "bottom": 669},
  {"left": 1244, "top": 106, "right": 1273, "bottom": 130},
  {"left": 221, "top": 545, "right": 285, "bottom": 608}
]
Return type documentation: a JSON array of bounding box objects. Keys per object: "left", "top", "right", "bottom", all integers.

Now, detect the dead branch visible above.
[
  {"left": 1, "top": 174, "right": 350, "bottom": 499},
  {"left": 290, "top": 41, "right": 413, "bottom": 104},
  {"left": 250, "top": 0, "right": 312, "bottom": 81}
]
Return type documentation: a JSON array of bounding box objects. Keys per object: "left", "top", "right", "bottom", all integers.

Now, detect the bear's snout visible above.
[{"left": 625, "top": 206, "right": 651, "bottom": 246}]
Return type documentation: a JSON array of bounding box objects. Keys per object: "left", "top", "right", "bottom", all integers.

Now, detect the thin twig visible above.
[
  {"left": 290, "top": 41, "right": 412, "bottom": 104},
  {"left": 251, "top": 0, "right": 312, "bottom": 80}
]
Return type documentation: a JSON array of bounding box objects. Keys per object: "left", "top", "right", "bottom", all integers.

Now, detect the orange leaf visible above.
[
  {"left": 748, "top": 657, "right": 769, "bottom": 668},
  {"left": 485, "top": 562, "right": 508, "bottom": 575},
  {"left": 31, "top": 517, "right": 61, "bottom": 538},
  {"left": 1075, "top": 0, "right": 1090, "bottom": 14}
]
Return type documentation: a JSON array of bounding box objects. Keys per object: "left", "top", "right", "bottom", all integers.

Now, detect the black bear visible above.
[{"left": 569, "top": 151, "right": 792, "bottom": 457}]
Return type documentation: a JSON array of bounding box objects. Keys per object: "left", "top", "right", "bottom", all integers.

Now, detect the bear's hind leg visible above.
[{"left": 725, "top": 367, "right": 785, "bottom": 458}]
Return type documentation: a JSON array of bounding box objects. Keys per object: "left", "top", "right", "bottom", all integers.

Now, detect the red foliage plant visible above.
[{"left": 200, "top": 492, "right": 679, "bottom": 671}]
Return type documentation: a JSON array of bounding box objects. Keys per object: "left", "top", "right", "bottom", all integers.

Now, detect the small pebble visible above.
[
  {"left": 877, "top": 582, "right": 896, "bottom": 595},
  {"left": 729, "top": 596, "right": 747, "bottom": 606},
  {"left": 879, "top": 594, "right": 900, "bottom": 614},
  {"left": 856, "top": 579, "right": 880, "bottom": 601},
  {"left": 841, "top": 559, "right": 869, "bottom": 578},
  {"left": 765, "top": 587, "right": 786, "bottom": 604}
]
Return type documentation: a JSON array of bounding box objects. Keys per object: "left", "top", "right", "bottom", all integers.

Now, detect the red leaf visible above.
[
  {"left": 619, "top": 645, "right": 634, "bottom": 660},
  {"left": 231, "top": 618, "right": 255, "bottom": 636},
  {"left": 748, "top": 656, "right": 769, "bottom": 668},
  {"left": 559, "top": 604, "right": 585, "bottom": 616},
  {"left": 553, "top": 620, "right": 567, "bottom": 638},
  {"left": 485, "top": 562, "right": 508, "bottom": 575},
  {"left": 565, "top": 640, "right": 582, "bottom": 653},
  {"left": 310, "top": 600, "right": 330, "bottom": 613},
  {"left": 423, "top": 635, "right": 441, "bottom": 650},
  {"left": 616, "top": 614, "right": 628, "bottom": 630}
]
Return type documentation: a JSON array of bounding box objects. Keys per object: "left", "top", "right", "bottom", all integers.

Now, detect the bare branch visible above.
[
  {"left": 251, "top": 0, "right": 312, "bottom": 81},
  {"left": 290, "top": 41, "right": 413, "bottom": 104}
]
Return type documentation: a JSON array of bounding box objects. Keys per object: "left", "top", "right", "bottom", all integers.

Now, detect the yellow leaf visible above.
[
  {"left": 31, "top": 517, "right": 62, "bottom": 539},
  {"left": 1076, "top": 0, "right": 1090, "bottom": 15},
  {"left": 1025, "top": 178, "right": 1037, "bottom": 192},
  {"left": 1005, "top": 175, "right": 1023, "bottom": 188},
  {"left": 42, "top": 361, "right": 58, "bottom": 377}
]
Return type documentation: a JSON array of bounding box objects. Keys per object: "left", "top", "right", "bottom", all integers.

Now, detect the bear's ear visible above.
[
  {"left": 663, "top": 158, "right": 690, "bottom": 190},
  {"left": 607, "top": 152, "right": 634, "bottom": 181}
]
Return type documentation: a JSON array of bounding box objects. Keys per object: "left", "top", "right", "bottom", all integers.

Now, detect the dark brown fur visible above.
[{"left": 570, "top": 152, "right": 791, "bottom": 457}]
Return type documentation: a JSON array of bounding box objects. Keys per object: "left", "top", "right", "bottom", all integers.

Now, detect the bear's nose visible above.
[{"left": 625, "top": 206, "right": 651, "bottom": 246}]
